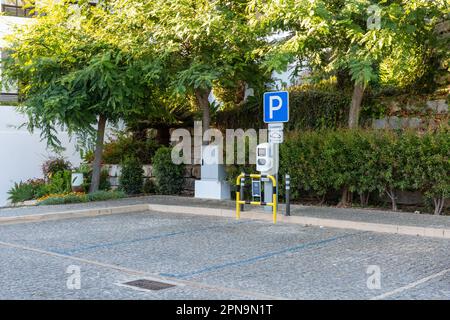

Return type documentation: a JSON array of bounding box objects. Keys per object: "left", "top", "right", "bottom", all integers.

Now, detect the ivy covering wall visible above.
[{"left": 215, "top": 86, "right": 449, "bottom": 131}]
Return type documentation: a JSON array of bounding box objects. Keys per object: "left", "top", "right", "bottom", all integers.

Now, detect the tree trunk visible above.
[
  {"left": 340, "top": 83, "right": 365, "bottom": 204},
  {"left": 348, "top": 83, "right": 365, "bottom": 129},
  {"left": 360, "top": 192, "right": 370, "bottom": 207},
  {"left": 338, "top": 187, "right": 351, "bottom": 207},
  {"left": 433, "top": 196, "right": 445, "bottom": 215},
  {"left": 386, "top": 188, "right": 397, "bottom": 211},
  {"left": 318, "top": 194, "right": 326, "bottom": 205},
  {"left": 195, "top": 88, "right": 211, "bottom": 139},
  {"left": 89, "top": 114, "right": 107, "bottom": 193}
]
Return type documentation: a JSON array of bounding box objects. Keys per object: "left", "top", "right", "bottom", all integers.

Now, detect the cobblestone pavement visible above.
[{"left": 0, "top": 210, "right": 448, "bottom": 299}]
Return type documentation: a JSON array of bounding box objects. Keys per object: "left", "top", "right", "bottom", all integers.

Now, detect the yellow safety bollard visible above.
[
  {"left": 235, "top": 173, "right": 277, "bottom": 224},
  {"left": 236, "top": 190, "right": 240, "bottom": 220},
  {"left": 235, "top": 173, "right": 245, "bottom": 220}
]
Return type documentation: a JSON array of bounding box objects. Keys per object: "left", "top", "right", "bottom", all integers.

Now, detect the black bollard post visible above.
[
  {"left": 285, "top": 174, "right": 290, "bottom": 216},
  {"left": 240, "top": 177, "right": 245, "bottom": 211}
]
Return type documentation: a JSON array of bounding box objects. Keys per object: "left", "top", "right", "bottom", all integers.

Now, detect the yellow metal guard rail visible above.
[{"left": 235, "top": 173, "right": 277, "bottom": 224}]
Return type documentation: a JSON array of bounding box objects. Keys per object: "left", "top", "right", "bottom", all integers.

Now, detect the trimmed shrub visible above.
[
  {"left": 413, "top": 129, "right": 449, "bottom": 215},
  {"left": 86, "top": 190, "right": 126, "bottom": 202},
  {"left": 366, "top": 130, "right": 401, "bottom": 210},
  {"left": 119, "top": 157, "right": 144, "bottom": 195},
  {"left": 280, "top": 131, "right": 332, "bottom": 202},
  {"left": 152, "top": 147, "right": 184, "bottom": 195},
  {"left": 143, "top": 178, "right": 156, "bottom": 194},
  {"left": 280, "top": 129, "right": 449, "bottom": 214}
]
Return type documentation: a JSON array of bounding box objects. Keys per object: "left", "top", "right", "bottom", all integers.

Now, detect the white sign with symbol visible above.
[{"left": 268, "top": 123, "right": 284, "bottom": 143}]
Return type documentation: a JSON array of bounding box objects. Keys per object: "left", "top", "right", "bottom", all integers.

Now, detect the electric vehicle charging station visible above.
[
  {"left": 256, "top": 142, "right": 279, "bottom": 212},
  {"left": 235, "top": 91, "right": 289, "bottom": 222}
]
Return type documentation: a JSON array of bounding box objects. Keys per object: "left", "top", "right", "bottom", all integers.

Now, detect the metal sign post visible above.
[{"left": 263, "top": 91, "right": 288, "bottom": 215}]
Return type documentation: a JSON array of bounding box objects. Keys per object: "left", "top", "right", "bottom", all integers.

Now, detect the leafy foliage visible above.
[
  {"left": 2, "top": 1, "right": 153, "bottom": 148},
  {"left": 119, "top": 157, "right": 144, "bottom": 195},
  {"left": 45, "top": 170, "right": 73, "bottom": 195},
  {"left": 1, "top": 1, "right": 164, "bottom": 192},
  {"left": 217, "top": 86, "right": 352, "bottom": 130},
  {"left": 143, "top": 178, "right": 157, "bottom": 195},
  {"left": 280, "top": 129, "right": 449, "bottom": 214},
  {"left": 37, "top": 190, "right": 126, "bottom": 206},
  {"left": 105, "top": 0, "right": 272, "bottom": 125},
  {"left": 251, "top": 0, "right": 448, "bottom": 89},
  {"left": 249, "top": 0, "right": 448, "bottom": 128},
  {"left": 84, "top": 133, "right": 160, "bottom": 165},
  {"left": 280, "top": 131, "right": 332, "bottom": 201},
  {"left": 398, "top": 129, "right": 450, "bottom": 214},
  {"left": 75, "top": 163, "right": 111, "bottom": 192},
  {"left": 216, "top": 84, "right": 448, "bottom": 131},
  {"left": 152, "top": 147, "right": 184, "bottom": 195},
  {"left": 86, "top": 190, "right": 126, "bottom": 202},
  {"left": 42, "top": 157, "right": 72, "bottom": 180},
  {"left": 8, "top": 179, "right": 45, "bottom": 203}
]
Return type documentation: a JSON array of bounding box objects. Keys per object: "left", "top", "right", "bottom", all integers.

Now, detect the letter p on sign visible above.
[{"left": 263, "top": 91, "right": 289, "bottom": 123}]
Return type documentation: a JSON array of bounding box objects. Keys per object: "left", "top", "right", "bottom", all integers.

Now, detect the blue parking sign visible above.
[{"left": 263, "top": 91, "right": 289, "bottom": 123}]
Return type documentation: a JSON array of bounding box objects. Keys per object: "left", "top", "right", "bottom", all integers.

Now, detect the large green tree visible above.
[
  {"left": 108, "top": 0, "right": 270, "bottom": 136},
  {"left": 2, "top": 0, "right": 161, "bottom": 192},
  {"left": 250, "top": 0, "right": 448, "bottom": 205},
  {"left": 249, "top": 0, "right": 448, "bottom": 128}
]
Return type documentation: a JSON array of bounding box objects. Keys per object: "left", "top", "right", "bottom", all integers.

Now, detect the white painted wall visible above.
[{"left": 0, "top": 106, "right": 82, "bottom": 206}]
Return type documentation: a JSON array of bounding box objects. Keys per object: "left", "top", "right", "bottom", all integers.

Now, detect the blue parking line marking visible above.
[
  {"left": 160, "top": 232, "right": 365, "bottom": 279},
  {"left": 51, "top": 220, "right": 253, "bottom": 255}
]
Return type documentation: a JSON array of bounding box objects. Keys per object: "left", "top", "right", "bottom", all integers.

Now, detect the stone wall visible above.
[
  {"left": 372, "top": 99, "right": 448, "bottom": 130},
  {"left": 102, "top": 164, "right": 201, "bottom": 195}
]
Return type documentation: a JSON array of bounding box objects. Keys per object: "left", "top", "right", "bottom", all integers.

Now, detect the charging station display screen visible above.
[{"left": 258, "top": 148, "right": 266, "bottom": 157}]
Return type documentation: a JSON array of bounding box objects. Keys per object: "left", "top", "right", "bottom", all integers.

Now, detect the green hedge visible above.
[
  {"left": 280, "top": 129, "right": 449, "bottom": 215},
  {"left": 119, "top": 157, "right": 144, "bottom": 195}
]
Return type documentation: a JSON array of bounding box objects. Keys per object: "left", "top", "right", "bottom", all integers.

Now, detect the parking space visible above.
[{"left": 0, "top": 210, "right": 449, "bottom": 299}]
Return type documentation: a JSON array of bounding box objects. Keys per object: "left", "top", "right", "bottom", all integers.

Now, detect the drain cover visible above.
[{"left": 123, "top": 279, "right": 176, "bottom": 291}]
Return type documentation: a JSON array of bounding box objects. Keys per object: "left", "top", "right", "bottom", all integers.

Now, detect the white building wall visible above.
[{"left": 0, "top": 106, "right": 82, "bottom": 206}]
